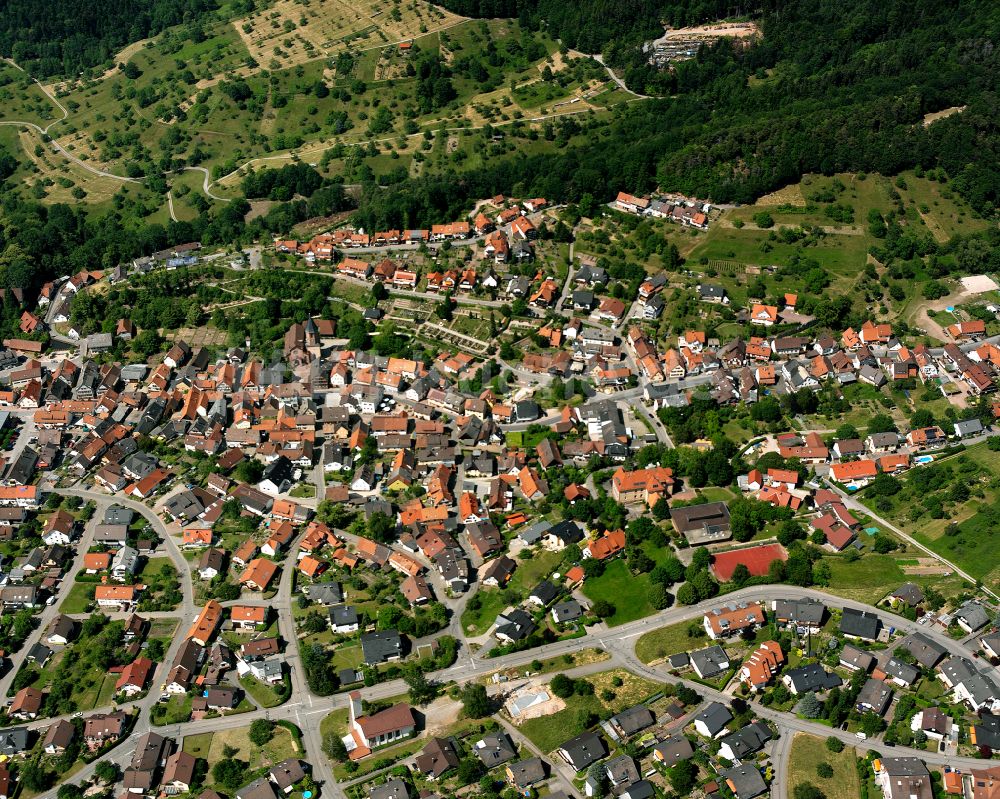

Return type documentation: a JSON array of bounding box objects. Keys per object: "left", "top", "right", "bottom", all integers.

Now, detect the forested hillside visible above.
[
  {"left": 436, "top": 0, "right": 751, "bottom": 55},
  {"left": 0, "top": 0, "right": 998, "bottom": 299},
  {"left": 355, "top": 0, "right": 1000, "bottom": 219},
  {"left": 0, "top": 0, "right": 219, "bottom": 77}
]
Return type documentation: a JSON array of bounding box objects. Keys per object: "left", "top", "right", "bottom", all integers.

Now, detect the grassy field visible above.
[
  {"left": 33, "top": 9, "right": 580, "bottom": 201},
  {"left": 60, "top": 579, "right": 95, "bottom": 613},
  {"left": 822, "top": 553, "right": 970, "bottom": 606},
  {"left": 332, "top": 736, "right": 425, "bottom": 779},
  {"left": 461, "top": 587, "right": 510, "bottom": 636},
  {"left": 0, "top": 63, "right": 61, "bottom": 126},
  {"left": 857, "top": 442, "right": 1000, "bottom": 589},
  {"left": 787, "top": 734, "right": 861, "bottom": 799},
  {"left": 635, "top": 620, "right": 709, "bottom": 664},
  {"left": 581, "top": 560, "right": 656, "bottom": 626},
  {"left": 183, "top": 723, "right": 299, "bottom": 775},
  {"left": 240, "top": 674, "right": 290, "bottom": 708},
  {"left": 516, "top": 668, "right": 660, "bottom": 754},
  {"left": 232, "top": 0, "right": 464, "bottom": 70},
  {"left": 151, "top": 694, "right": 193, "bottom": 726}
]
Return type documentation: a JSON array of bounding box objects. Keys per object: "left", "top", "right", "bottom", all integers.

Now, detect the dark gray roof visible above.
[
  {"left": 514, "top": 401, "right": 541, "bottom": 422},
  {"left": 878, "top": 654, "right": 919, "bottom": 684},
  {"left": 237, "top": 776, "right": 278, "bottom": 799},
  {"left": 558, "top": 731, "right": 605, "bottom": 770},
  {"left": 955, "top": 601, "right": 990, "bottom": 631},
  {"left": 530, "top": 580, "right": 558, "bottom": 606},
  {"left": 896, "top": 633, "right": 948, "bottom": 669},
  {"left": 722, "top": 764, "right": 767, "bottom": 799},
  {"left": 973, "top": 713, "right": 1000, "bottom": 749},
  {"left": 306, "top": 583, "right": 343, "bottom": 605},
  {"left": 360, "top": 630, "right": 402, "bottom": 664},
  {"left": 719, "top": 722, "right": 772, "bottom": 759},
  {"left": 620, "top": 780, "right": 655, "bottom": 799},
  {"left": 506, "top": 757, "right": 546, "bottom": 787},
  {"left": 890, "top": 583, "right": 924, "bottom": 607},
  {"left": 857, "top": 678, "right": 893, "bottom": 715},
  {"left": 473, "top": 732, "right": 517, "bottom": 767},
  {"left": 693, "top": 702, "right": 732, "bottom": 736},
  {"left": 667, "top": 652, "right": 689, "bottom": 668},
  {"left": 604, "top": 754, "right": 639, "bottom": 786},
  {"left": 552, "top": 600, "right": 583, "bottom": 623},
  {"left": 368, "top": 777, "right": 410, "bottom": 799},
  {"left": 880, "top": 758, "right": 929, "bottom": 778},
  {"left": 609, "top": 705, "right": 654, "bottom": 737},
  {"left": 840, "top": 608, "right": 881, "bottom": 639},
  {"left": 954, "top": 418, "right": 984, "bottom": 436},
  {"left": 0, "top": 727, "right": 29, "bottom": 756},
  {"left": 690, "top": 645, "right": 729, "bottom": 678},
  {"left": 773, "top": 598, "right": 825, "bottom": 626},
  {"left": 785, "top": 663, "right": 841, "bottom": 693},
  {"left": 495, "top": 609, "right": 535, "bottom": 642},
  {"left": 652, "top": 734, "right": 694, "bottom": 765},
  {"left": 839, "top": 644, "right": 875, "bottom": 672}
]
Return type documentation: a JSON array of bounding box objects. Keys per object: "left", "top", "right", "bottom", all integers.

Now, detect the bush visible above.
[
  {"left": 825, "top": 736, "right": 844, "bottom": 753},
  {"left": 550, "top": 673, "right": 575, "bottom": 698},
  {"left": 249, "top": 719, "right": 274, "bottom": 746}
]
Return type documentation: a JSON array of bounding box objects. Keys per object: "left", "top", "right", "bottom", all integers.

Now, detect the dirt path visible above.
[{"left": 909, "top": 286, "right": 972, "bottom": 342}]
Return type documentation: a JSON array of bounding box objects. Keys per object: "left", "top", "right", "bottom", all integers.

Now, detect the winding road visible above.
[{"left": 24, "top": 551, "right": 998, "bottom": 799}]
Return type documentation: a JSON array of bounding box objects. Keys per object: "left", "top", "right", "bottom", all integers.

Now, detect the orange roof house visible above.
[
  {"left": 766, "top": 468, "right": 799, "bottom": 487},
  {"left": 271, "top": 498, "right": 301, "bottom": 521},
  {"left": 565, "top": 566, "right": 585, "bottom": 585},
  {"left": 750, "top": 304, "right": 778, "bottom": 325},
  {"left": 84, "top": 552, "right": 111, "bottom": 572},
  {"left": 610, "top": 466, "right": 675, "bottom": 506},
  {"left": 458, "top": 492, "right": 482, "bottom": 523},
  {"left": 740, "top": 641, "right": 784, "bottom": 691},
  {"left": 115, "top": 656, "right": 154, "bottom": 693},
  {"left": 239, "top": 559, "right": 279, "bottom": 591},
  {"left": 388, "top": 551, "right": 423, "bottom": 577},
  {"left": 703, "top": 601, "right": 765, "bottom": 639},
  {"left": 182, "top": 526, "right": 213, "bottom": 547},
  {"left": 829, "top": 460, "right": 878, "bottom": 483},
  {"left": 860, "top": 320, "right": 892, "bottom": 343},
  {"left": 95, "top": 585, "right": 138, "bottom": 607},
  {"left": 187, "top": 600, "right": 224, "bottom": 645},
  {"left": 298, "top": 556, "right": 327, "bottom": 579},
  {"left": 583, "top": 529, "right": 626, "bottom": 560},
  {"left": 229, "top": 605, "right": 268, "bottom": 627}
]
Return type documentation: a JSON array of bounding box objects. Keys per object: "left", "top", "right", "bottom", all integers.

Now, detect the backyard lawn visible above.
[{"left": 151, "top": 694, "right": 192, "bottom": 726}]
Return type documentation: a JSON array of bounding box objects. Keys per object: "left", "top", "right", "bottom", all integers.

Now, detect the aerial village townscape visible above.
[
  {"left": 0, "top": 178, "right": 998, "bottom": 799},
  {"left": 0, "top": 3, "right": 999, "bottom": 799}
]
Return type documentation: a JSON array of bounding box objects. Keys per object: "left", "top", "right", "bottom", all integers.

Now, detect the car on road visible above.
[{"left": 856, "top": 732, "right": 867, "bottom": 740}]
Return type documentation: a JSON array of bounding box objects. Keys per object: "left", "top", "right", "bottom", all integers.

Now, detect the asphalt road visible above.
[{"left": 28, "top": 577, "right": 998, "bottom": 799}]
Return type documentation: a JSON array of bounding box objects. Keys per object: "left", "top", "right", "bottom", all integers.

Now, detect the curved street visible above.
[{"left": 25, "top": 565, "right": 997, "bottom": 799}]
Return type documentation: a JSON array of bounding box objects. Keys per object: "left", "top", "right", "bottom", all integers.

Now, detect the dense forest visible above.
[
  {"left": 349, "top": 0, "right": 1000, "bottom": 219},
  {"left": 0, "top": 0, "right": 998, "bottom": 298},
  {"left": 436, "top": 0, "right": 751, "bottom": 55},
  {"left": 0, "top": 0, "right": 221, "bottom": 78}
]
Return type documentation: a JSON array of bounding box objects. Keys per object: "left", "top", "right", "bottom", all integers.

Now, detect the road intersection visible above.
[{"left": 22, "top": 523, "right": 997, "bottom": 799}]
